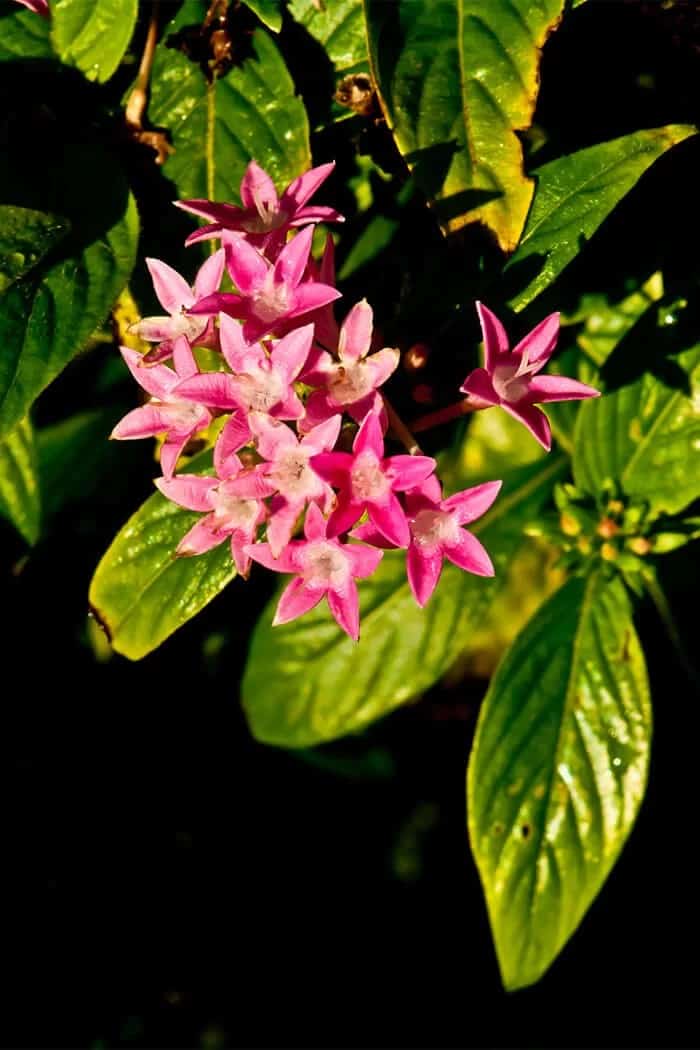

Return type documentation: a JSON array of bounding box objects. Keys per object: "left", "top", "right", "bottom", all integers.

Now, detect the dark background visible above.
[{"left": 3, "top": 1, "right": 700, "bottom": 1046}]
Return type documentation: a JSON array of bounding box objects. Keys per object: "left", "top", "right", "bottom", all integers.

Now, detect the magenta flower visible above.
[
  {"left": 311, "top": 410, "right": 436, "bottom": 548},
  {"left": 300, "top": 299, "right": 399, "bottom": 432},
  {"left": 129, "top": 251, "right": 225, "bottom": 365},
  {"left": 175, "top": 159, "right": 343, "bottom": 254},
  {"left": 156, "top": 453, "right": 268, "bottom": 577},
  {"left": 111, "top": 338, "right": 211, "bottom": 479},
  {"left": 173, "top": 316, "right": 312, "bottom": 426},
  {"left": 460, "top": 302, "right": 600, "bottom": 450},
  {"left": 247, "top": 412, "right": 341, "bottom": 556},
  {"left": 245, "top": 503, "right": 382, "bottom": 640},
  {"left": 354, "top": 476, "right": 501, "bottom": 606},
  {"left": 15, "top": 0, "right": 49, "bottom": 14},
  {"left": 189, "top": 227, "right": 341, "bottom": 343}
]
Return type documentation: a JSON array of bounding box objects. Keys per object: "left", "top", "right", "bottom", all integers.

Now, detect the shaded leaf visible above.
[
  {"left": 0, "top": 0, "right": 53, "bottom": 60},
  {"left": 147, "top": 4, "right": 310, "bottom": 203},
  {"left": 245, "top": 0, "right": 282, "bottom": 33},
  {"left": 242, "top": 456, "right": 566, "bottom": 748},
  {"left": 89, "top": 451, "right": 237, "bottom": 660},
  {"left": 364, "top": 0, "right": 565, "bottom": 250},
  {"left": 576, "top": 272, "right": 664, "bottom": 367},
  {"left": 38, "top": 408, "right": 122, "bottom": 517},
  {"left": 290, "top": 0, "right": 366, "bottom": 73},
  {"left": 507, "top": 126, "right": 697, "bottom": 310},
  {"left": 0, "top": 415, "right": 40, "bottom": 545},
  {"left": 468, "top": 572, "right": 651, "bottom": 990},
  {"left": 0, "top": 205, "right": 68, "bottom": 293},
  {"left": 51, "top": 0, "right": 138, "bottom": 82}
]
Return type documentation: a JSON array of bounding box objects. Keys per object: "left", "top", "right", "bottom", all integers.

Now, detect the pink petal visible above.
[
  {"left": 224, "top": 469, "right": 276, "bottom": 500},
  {"left": 386, "top": 455, "right": 436, "bottom": 492},
  {"left": 110, "top": 404, "right": 170, "bottom": 440},
  {"left": 271, "top": 389, "right": 305, "bottom": 421},
  {"left": 274, "top": 577, "right": 326, "bottom": 626},
  {"left": 178, "top": 518, "right": 226, "bottom": 556},
  {"left": 476, "top": 301, "right": 510, "bottom": 370},
  {"left": 188, "top": 292, "right": 246, "bottom": 318},
  {"left": 155, "top": 474, "right": 219, "bottom": 511},
  {"left": 407, "top": 475, "right": 442, "bottom": 505},
  {"left": 347, "top": 391, "right": 386, "bottom": 427},
  {"left": 442, "top": 480, "right": 502, "bottom": 524},
  {"left": 338, "top": 299, "right": 373, "bottom": 362},
  {"left": 172, "top": 335, "right": 198, "bottom": 379},
  {"left": 226, "top": 235, "right": 268, "bottom": 295},
  {"left": 248, "top": 412, "right": 297, "bottom": 459},
  {"left": 240, "top": 160, "right": 279, "bottom": 214},
  {"left": 301, "top": 414, "right": 342, "bottom": 453},
  {"left": 353, "top": 410, "right": 384, "bottom": 458},
  {"left": 142, "top": 340, "right": 177, "bottom": 366},
  {"left": 288, "top": 205, "right": 345, "bottom": 226},
  {"left": 245, "top": 541, "right": 298, "bottom": 573},
  {"left": 273, "top": 226, "right": 314, "bottom": 289},
  {"left": 175, "top": 199, "right": 246, "bottom": 225},
  {"left": 173, "top": 373, "right": 241, "bottom": 410},
  {"left": 444, "top": 530, "right": 495, "bottom": 577},
  {"left": 130, "top": 316, "right": 183, "bottom": 343},
  {"left": 219, "top": 313, "right": 252, "bottom": 372},
  {"left": 407, "top": 544, "right": 444, "bottom": 607},
  {"left": 460, "top": 367, "right": 499, "bottom": 406},
  {"left": 281, "top": 162, "right": 335, "bottom": 210},
  {"left": 512, "top": 312, "right": 560, "bottom": 371},
  {"left": 327, "top": 492, "right": 364, "bottom": 538},
  {"left": 214, "top": 416, "right": 250, "bottom": 478},
  {"left": 501, "top": 401, "right": 552, "bottom": 451},
  {"left": 289, "top": 282, "right": 342, "bottom": 319},
  {"left": 146, "top": 257, "right": 195, "bottom": 314},
  {"left": 298, "top": 391, "right": 338, "bottom": 434},
  {"left": 525, "top": 375, "right": 600, "bottom": 403},
  {"left": 266, "top": 499, "right": 303, "bottom": 557},
  {"left": 193, "top": 248, "right": 226, "bottom": 299},
  {"left": 349, "top": 523, "right": 395, "bottom": 549},
  {"left": 160, "top": 431, "right": 191, "bottom": 480},
  {"left": 16, "top": 0, "right": 50, "bottom": 16},
  {"left": 303, "top": 501, "right": 328, "bottom": 541},
  {"left": 344, "top": 544, "right": 383, "bottom": 579},
  {"left": 230, "top": 529, "right": 256, "bottom": 576},
  {"left": 368, "top": 492, "right": 410, "bottom": 548},
  {"left": 364, "top": 348, "right": 400, "bottom": 390},
  {"left": 319, "top": 233, "right": 336, "bottom": 285},
  {"left": 119, "top": 347, "right": 176, "bottom": 398},
  {"left": 299, "top": 344, "right": 333, "bottom": 385},
  {"left": 270, "top": 324, "right": 313, "bottom": 382},
  {"left": 328, "top": 579, "right": 360, "bottom": 641},
  {"left": 310, "top": 451, "right": 353, "bottom": 488},
  {"left": 184, "top": 224, "right": 224, "bottom": 248}
]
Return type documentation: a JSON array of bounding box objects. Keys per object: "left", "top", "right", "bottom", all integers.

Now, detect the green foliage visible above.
[
  {"left": 89, "top": 451, "right": 237, "bottom": 661},
  {"left": 51, "top": 0, "right": 138, "bottom": 82},
  {"left": 364, "top": 0, "right": 565, "bottom": 250},
  {"left": 0, "top": 415, "right": 40, "bottom": 545},
  {"left": 147, "top": 2, "right": 311, "bottom": 203},
  {"left": 0, "top": 205, "right": 68, "bottom": 293},
  {"left": 468, "top": 572, "right": 651, "bottom": 990},
  {"left": 242, "top": 458, "right": 565, "bottom": 747},
  {"left": 0, "top": 0, "right": 52, "bottom": 59},
  {"left": 290, "top": 0, "right": 366, "bottom": 73},
  {"left": 245, "top": 0, "right": 282, "bottom": 33}
]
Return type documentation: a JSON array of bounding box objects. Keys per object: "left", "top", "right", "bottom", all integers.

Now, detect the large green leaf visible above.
[
  {"left": 0, "top": 415, "right": 40, "bottom": 545},
  {"left": 364, "top": 0, "right": 565, "bottom": 251},
  {"left": 242, "top": 456, "right": 566, "bottom": 748},
  {"left": 573, "top": 342, "right": 700, "bottom": 519},
  {"left": 290, "top": 0, "right": 366, "bottom": 73},
  {"left": 245, "top": 0, "right": 282, "bottom": 33},
  {"left": 147, "top": 3, "right": 311, "bottom": 203},
  {"left": 0, "top": 1, "right": 53, "bottom": 60},
  {"left": 468, "top": 571, "right": 651, "bottom": 991},
  {"left": 0, "top": 147, "right": 139, "bottom": 441},
  {"left": 507, "top": 126, "right": 697, "bottom": 311},
  {"left": 89, "top": 451, "right": 237, "bottom": 660},
  {"left": 0, "top": 205, "right": 68, "bottom": 293},
  {"left": 51, "top": 0, "right": 138, "bottom": 83}
]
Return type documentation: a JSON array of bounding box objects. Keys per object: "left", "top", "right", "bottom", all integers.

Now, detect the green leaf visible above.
[
  {"left": 37, "top": 409, "right": 121, "bottom": 517},
  {"left": 507, "top": 126, "right": 697, "bottom": 311},
  {"left": 290, "top": 0, "right": 366, "bottom": 73},
  {"left": 147, "top": 5, "right": 311, "bottom": 203},
  {"left": 242, "top": 456, "right": 566, "bottom": 748},
  {"left": 51, "top": 0, "right": 138, "bottom": 82},
  {"left": 468, "top": 571, "right": 651, "bottom": 991},
  {"left": 576, "top": 272, "right": 664, "bottom": 367},
  {"left": 0, "top": 147, "right": 139, "bottom": 441},
  {"left": 0, "top": 1, "right": 53, "bottom": 60},
  {"left": 0, "top": 415, "right": 40, "bottom": 545},
  {"left": 245, "top": 0, "right": 282, "bottom": 33},
  {"left": 0, "top": 205, "right": 68, "bottom": 293},
  {"left": 89, "top": 451, "right": 237, "bottom": 660},
  {"left": 364, "top": 0, "right": 565, "bottom": 251},
  {"left": 573, "top": 342, "right": 700, "bottom": 518}
]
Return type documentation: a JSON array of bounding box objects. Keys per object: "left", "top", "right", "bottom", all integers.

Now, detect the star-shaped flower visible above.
[{"left": 460, "top": 302, "right": 600, "bottom": 450}]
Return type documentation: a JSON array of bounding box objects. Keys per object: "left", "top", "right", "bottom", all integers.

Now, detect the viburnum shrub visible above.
[{"left": 4, "top": 0, "right": 699, "bottom": 1000}]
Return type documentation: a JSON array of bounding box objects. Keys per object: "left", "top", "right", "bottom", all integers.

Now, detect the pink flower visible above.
[
  {"left": 247, "top": 412, "right": 341, "bottom": 556},
  {"left": 111, "top": 338, "right": 211, "bottom": 479},
  {"left": 156, "top": 447, "right": 268, "bottom": 576},
  {"left": 300, "top": 299, "right": 399, "bottom": 432},
  {"left": 461, "top": 302, "right": 600, "bottom": 450},
  {"left": 353, "top": 476, "right": 502, "bottom": 606},
  {"left": 173, "top": 316, "right": 312, "bottom": 429},
  {"left": 311, "top": 410, "right": 436, "bottom": 547},
  {"left": 15, "top": 0, "right": 49, "bottom": 14},
  {"left": 129, "top": 251, "right": 225, "bottom": 365},
  {"left": 175, "top": 159, "right": 344, "bottom": 255},
  {"left": 245, "top": 503, "right": 382, "bottom": 640},
  {"left": 189, "top": 227, "right": 341, "bottom": 343}
]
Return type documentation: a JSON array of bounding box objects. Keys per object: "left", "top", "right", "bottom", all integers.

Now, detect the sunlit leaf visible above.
[
  {"left": 0, "top": 415, "right": 40, "bottom": 545},
  {"left": 51, "top": 0, "right": 138, "bottom": 82}
]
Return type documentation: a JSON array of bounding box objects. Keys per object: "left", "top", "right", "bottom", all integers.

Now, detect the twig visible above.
[
  {"left": 410, "top": 397, "right": 478, "bottom": 434},
  {"left": 382, "top": 396, "right": 422, "bottom": 455}
]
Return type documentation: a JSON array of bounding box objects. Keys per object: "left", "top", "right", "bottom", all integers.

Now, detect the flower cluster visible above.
[{"left": 113, "top": 160, "right": 598, "bottom": 639}]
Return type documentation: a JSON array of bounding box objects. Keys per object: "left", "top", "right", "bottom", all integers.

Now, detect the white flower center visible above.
[
  {"left": 269, "top": 447, "right": 316, "bottom": 499},
  {"left": 211, "top": 483, "right": 259, "bottom": 531},
  {"left": 173, "top": 312, "right": 208, "bottom": 343},
  {"left": 158, "top": 400, "right": 205, "bottom": 430},
  {"left": 492, "top": 357, "right": 530, "bottom": 403},
  {"left": 328, "top": 362, "right": 374, "bottom": 406},
  {"left": 252, "top": 273, "right": 290, "bottom": 323},
  {"left": 350, "top": 450, "right": 390, "bottom": 503},
  {"left": 411, "top": 508, "right": 460, "bottom": 550},
  {"left": 236, "top": 367, "right": 285, "bottom": 412},
  {"left": 301, "top": 540, "right": 349, "bottom": 589},
  {"left": 242, "top": 205, "right": 287, "bottom": 235}
]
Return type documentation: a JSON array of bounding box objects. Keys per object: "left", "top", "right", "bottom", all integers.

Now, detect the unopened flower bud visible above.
[
  {"left": 627, "top": 536, "right": 651, "bottom": 556},
  {"left": 403, "top": 343, "right": 431, "bottom": 372},
  {"left": 560, "top": 512, "right": 581, "bottom": 537},
  {"left": 600, "top": 542, "right": 618, "bottom": 562},
  {"left": 597, "top": 517, "right": 619, "bottom": 539}
]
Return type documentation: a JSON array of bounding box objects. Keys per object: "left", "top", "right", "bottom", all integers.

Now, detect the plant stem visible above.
[
  {"left": 410, "top": 398, "right": 479, "bottom": 434},
  {"left": 125, "top": 1, "right": 160, "bottom": 131},
  {"left": 383, "top": 396, "right": 422, "bottom": 455}
]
